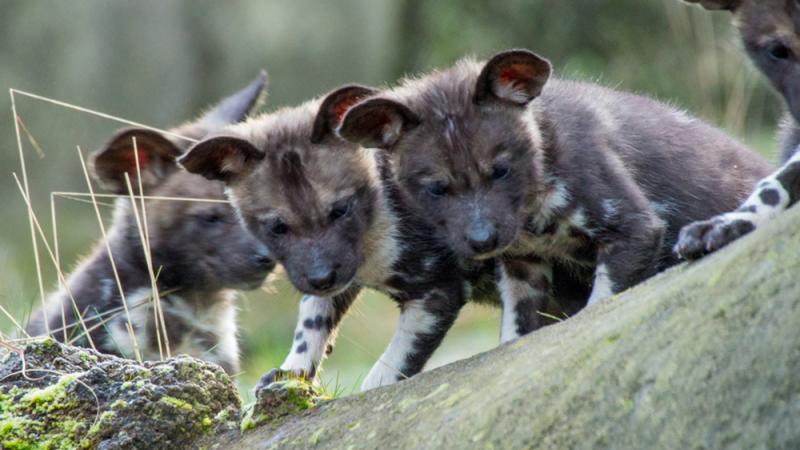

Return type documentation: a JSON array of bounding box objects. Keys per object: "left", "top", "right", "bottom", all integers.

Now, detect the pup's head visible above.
[
  {"left": 91, "top": 72, "right": 275, "bottom": 292},
  {"left": 340, "top": 50, "right": 551, "bottom": 260},
  {"left": 686, "top": 0, "right": 800, "bottom": 122},
  {"left": 179, "top": 86, "right": 380, "bottom": 297}
]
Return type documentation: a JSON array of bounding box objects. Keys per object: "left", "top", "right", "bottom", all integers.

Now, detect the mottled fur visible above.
[
  {"left": 340, "top": 50, "right": 770, "bottom": 337},
  {"left": 26, "top": 74, "right": 274, "bottom": 373},
  {"left": 180, "top": 87, "right": 514, "bottom": 390},
  {"left": 677, "top": 0, "right": 800, "bottom": 259}
]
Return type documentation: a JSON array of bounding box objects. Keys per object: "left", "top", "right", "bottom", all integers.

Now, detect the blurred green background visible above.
[{"left": 0, "top": 0, "right": 785, "bottom": 398}]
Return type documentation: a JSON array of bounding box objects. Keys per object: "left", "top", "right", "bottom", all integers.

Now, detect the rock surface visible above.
[
  {"left": 224, "top": 205, "right": 800, "bottom": 449},
  {"left": 0, "top": 339, "right": 240, "bottom": 449}
]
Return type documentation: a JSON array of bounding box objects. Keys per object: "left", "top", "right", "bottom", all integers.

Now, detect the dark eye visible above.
[
  {"left": 491, "top": 164, "right": 511, "bottom": 181},
  {"left": 271, "top": 219, "right": 289, "bottom": 236},
  {"left": 329, "top": 199, "right": 353, "bottom": 222},
  {"left": 198, "top": 213, "right": 224, "bottom": 224},
  {"left": 425, "top": 181, "right": 448, "bottom": 197},
  {"left": 767, "top": 42, "right": 792, "bottom": 61}
]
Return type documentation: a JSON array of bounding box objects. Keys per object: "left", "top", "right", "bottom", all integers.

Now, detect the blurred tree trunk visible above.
[{"left": 392, "top": 0, "right": 426, "bottom": 77}]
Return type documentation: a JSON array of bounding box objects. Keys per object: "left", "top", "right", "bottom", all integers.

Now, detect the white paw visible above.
[{"left": 360, "top": 361, "right": 401, "bottom": 391}]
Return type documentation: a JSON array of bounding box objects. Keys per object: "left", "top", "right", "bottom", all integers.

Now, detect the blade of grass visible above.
[
  {"left": 75, "top": 146, "right": 141, "bottom": 362},
  {"left": 50, "top": 193, "right": 68, "bottom": 342},
  {"left": 123, "top": 166, "right": 168, "bottom": 360},
  {"left": 12, "top": 173, "right": 97, "bottom": 352},
  {"left": 9, "top": 89, "right": 197, "bottom": 144},
  {"left": 132, "top": 137, "right": 170, "bottom": 358},
  {"left": 10, "top": 90, "right": 49, "bottom": 336}
]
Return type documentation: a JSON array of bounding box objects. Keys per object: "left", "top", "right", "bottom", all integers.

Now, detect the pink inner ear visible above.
[
  {"left": 125, "top": 148, "right": 151, "bottom": 171},
  {"left": 334, "top": 98, "right": 360, "bottom": 124},
  {"left": 499, "top": 67, "right": 519, "bottom": 84}
]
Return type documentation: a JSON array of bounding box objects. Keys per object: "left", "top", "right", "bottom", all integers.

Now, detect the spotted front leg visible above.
[
  {"left": 676, "top": 154, "right": 800, "bottom": 260},
  {"left": 497, "top": 258, "right": 553, "bottom": 343},
  {"left": 256, "top": 286, "right": 360, "bottom": 391},
  {"left": 361, "top": 288, "right": 465, "bottom": 391}
]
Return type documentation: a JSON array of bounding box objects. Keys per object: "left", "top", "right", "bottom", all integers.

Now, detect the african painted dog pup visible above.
[
  {"left": 26, "top": 73, "right": 276, "bottom": 374},
  {"left": 339, "top": 49, "right": 772, "bottom": 342},
  {"left": 179, "top": 86, "right": 525, "bottom": 391},
  {"left": 676, "top": 0, "right": 800, "bottom": 259}
]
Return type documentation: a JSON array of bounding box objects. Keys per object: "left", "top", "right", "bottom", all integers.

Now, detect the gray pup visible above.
[
  {"left": 339, "top": 49, "right": 770, "bottom": 342},
  {"left": 27, "top": 73, "right": 275, "bottom": 374},
  {"left": 676, "top": 0, "right": 800, "bottom": 259}
]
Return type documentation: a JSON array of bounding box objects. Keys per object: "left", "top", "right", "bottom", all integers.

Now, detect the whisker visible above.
[{"left": 9, "top": 88, "right": 197, "bottom": 143}]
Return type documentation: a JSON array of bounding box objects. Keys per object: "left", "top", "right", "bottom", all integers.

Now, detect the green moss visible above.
[
  {"left": 308, "top": 427, "right": 325, "bottom": 446},
  {"left": 241, "top": 378, "right": 322, "bottom": 433},
  {"left": 110, "top": 399, "right": 127, "bottom": 410},
  {"left": 87, "top": 411, "right": 116, "bottom": 437},
  {"left": 1, "top": 339, "right": 242, "bottom": 449},
  {"left": 19, "top": 373, "right": 80, "bottom": 413},
  {"left": 240, "top": 409, "right": 257, "bottom": 433},
  {"left": 1, "top": 437, "right": 34, "bottom": 450},
  {"left": 160, "top": 396, "right": 194, "bottom": 412}
]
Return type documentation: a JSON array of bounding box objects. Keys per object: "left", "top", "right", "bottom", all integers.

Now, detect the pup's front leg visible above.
[
  {"left": 676, "top": 153, "right": 800, "bottom": 260},
  {"left": 587, "top": 213, "right": 665, "bottom": 306},
  {"left": 361, "top": 288, "right": 465, "bottom": 391},
  {"left": 256, "top": 286, "right": 360, "bottom": 390},
  {"left": 497, "top": 257, "right": 553, "bottom": 343}
]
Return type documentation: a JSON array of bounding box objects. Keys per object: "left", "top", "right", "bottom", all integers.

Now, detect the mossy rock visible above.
[
  {"left": 241, "top": 378, "right": 323, "bottom": 433},
  {"left": 223, "top": 205, "right": 800, "bottom": 449},
  {"left": 0, "top": 339, "right": 240, "bottom": 449}
]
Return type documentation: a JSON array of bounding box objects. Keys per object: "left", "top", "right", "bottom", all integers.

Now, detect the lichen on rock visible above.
[
  {"left": 0, "top": 338, "right": 241, "bottom": 449},
  {"left": 241, "top": 378, "right": 323, "bottom": 433}
]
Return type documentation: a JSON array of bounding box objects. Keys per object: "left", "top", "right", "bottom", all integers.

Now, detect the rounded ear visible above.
[
  {"left": 682, "top": 0, "right": 740, "bottom": 11},
  {"left": 474, "top": 49, "right": 552, "bottom": 106},
  {"left": 338, "top": 98, "right": 421, "bottom": 150},
  {"left": 311, "top": 84, "right": 379, "bottom": 144},
  {"left": 90, "top": 128, "right": 182, "bottom": 194},
  {"left": 178, "top": 136, "right": 264, "bottom": 183}
]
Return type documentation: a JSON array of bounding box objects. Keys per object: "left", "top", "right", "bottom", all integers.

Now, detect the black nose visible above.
[
  {"left": 467, "top": 223, "right": 498, "bottom": 254},
  {"left": 308, "top": 268, "right": 336, "bottom": 291},
  {"left": 253, "top": 249, "right": 276, "bottom": 270}
]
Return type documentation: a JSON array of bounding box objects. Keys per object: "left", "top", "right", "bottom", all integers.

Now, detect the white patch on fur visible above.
[
  {"left": 202, "top": 297, "right": 240, "bottom": 372},
  {"left": 497, "top": 261, "right": 551, "bottom": 343},
  {"left": 569, "top": 207, "right": 591, "bottom": 233},
  {"left": 523, "top": 102, "right": 545, "bottom": 158},
  {"left": 99, "top": 278, "right": 114, "bottom": 302},
  {"left": 526, "top": 182, "right": 571, "bottom": 233},
  {"left": 651, "top": 201, "right": 677, "bottom": 219},
  {"left": 280, "top": 295, "right": 334, "bottom": 375},
  {"left": 107, "top": 289, "right": 240, "bottom": 372},
  {"left": 725, "top": 167, "right": 794, "bottom": 230},
  {"left": 355, "top": 152, "right": 402, "bottom": 287},
  {"left": 587, "top": 264, "right": 614, "bottom": 306},
  {"left": 106, "top": 288, "right": 155, "bottom": 360},
  {"left": 361, "top": 299, "right": 437, "bottom": 391},
  {"left": 600, "top": 199, "right": 621, "bottom": 223}
]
